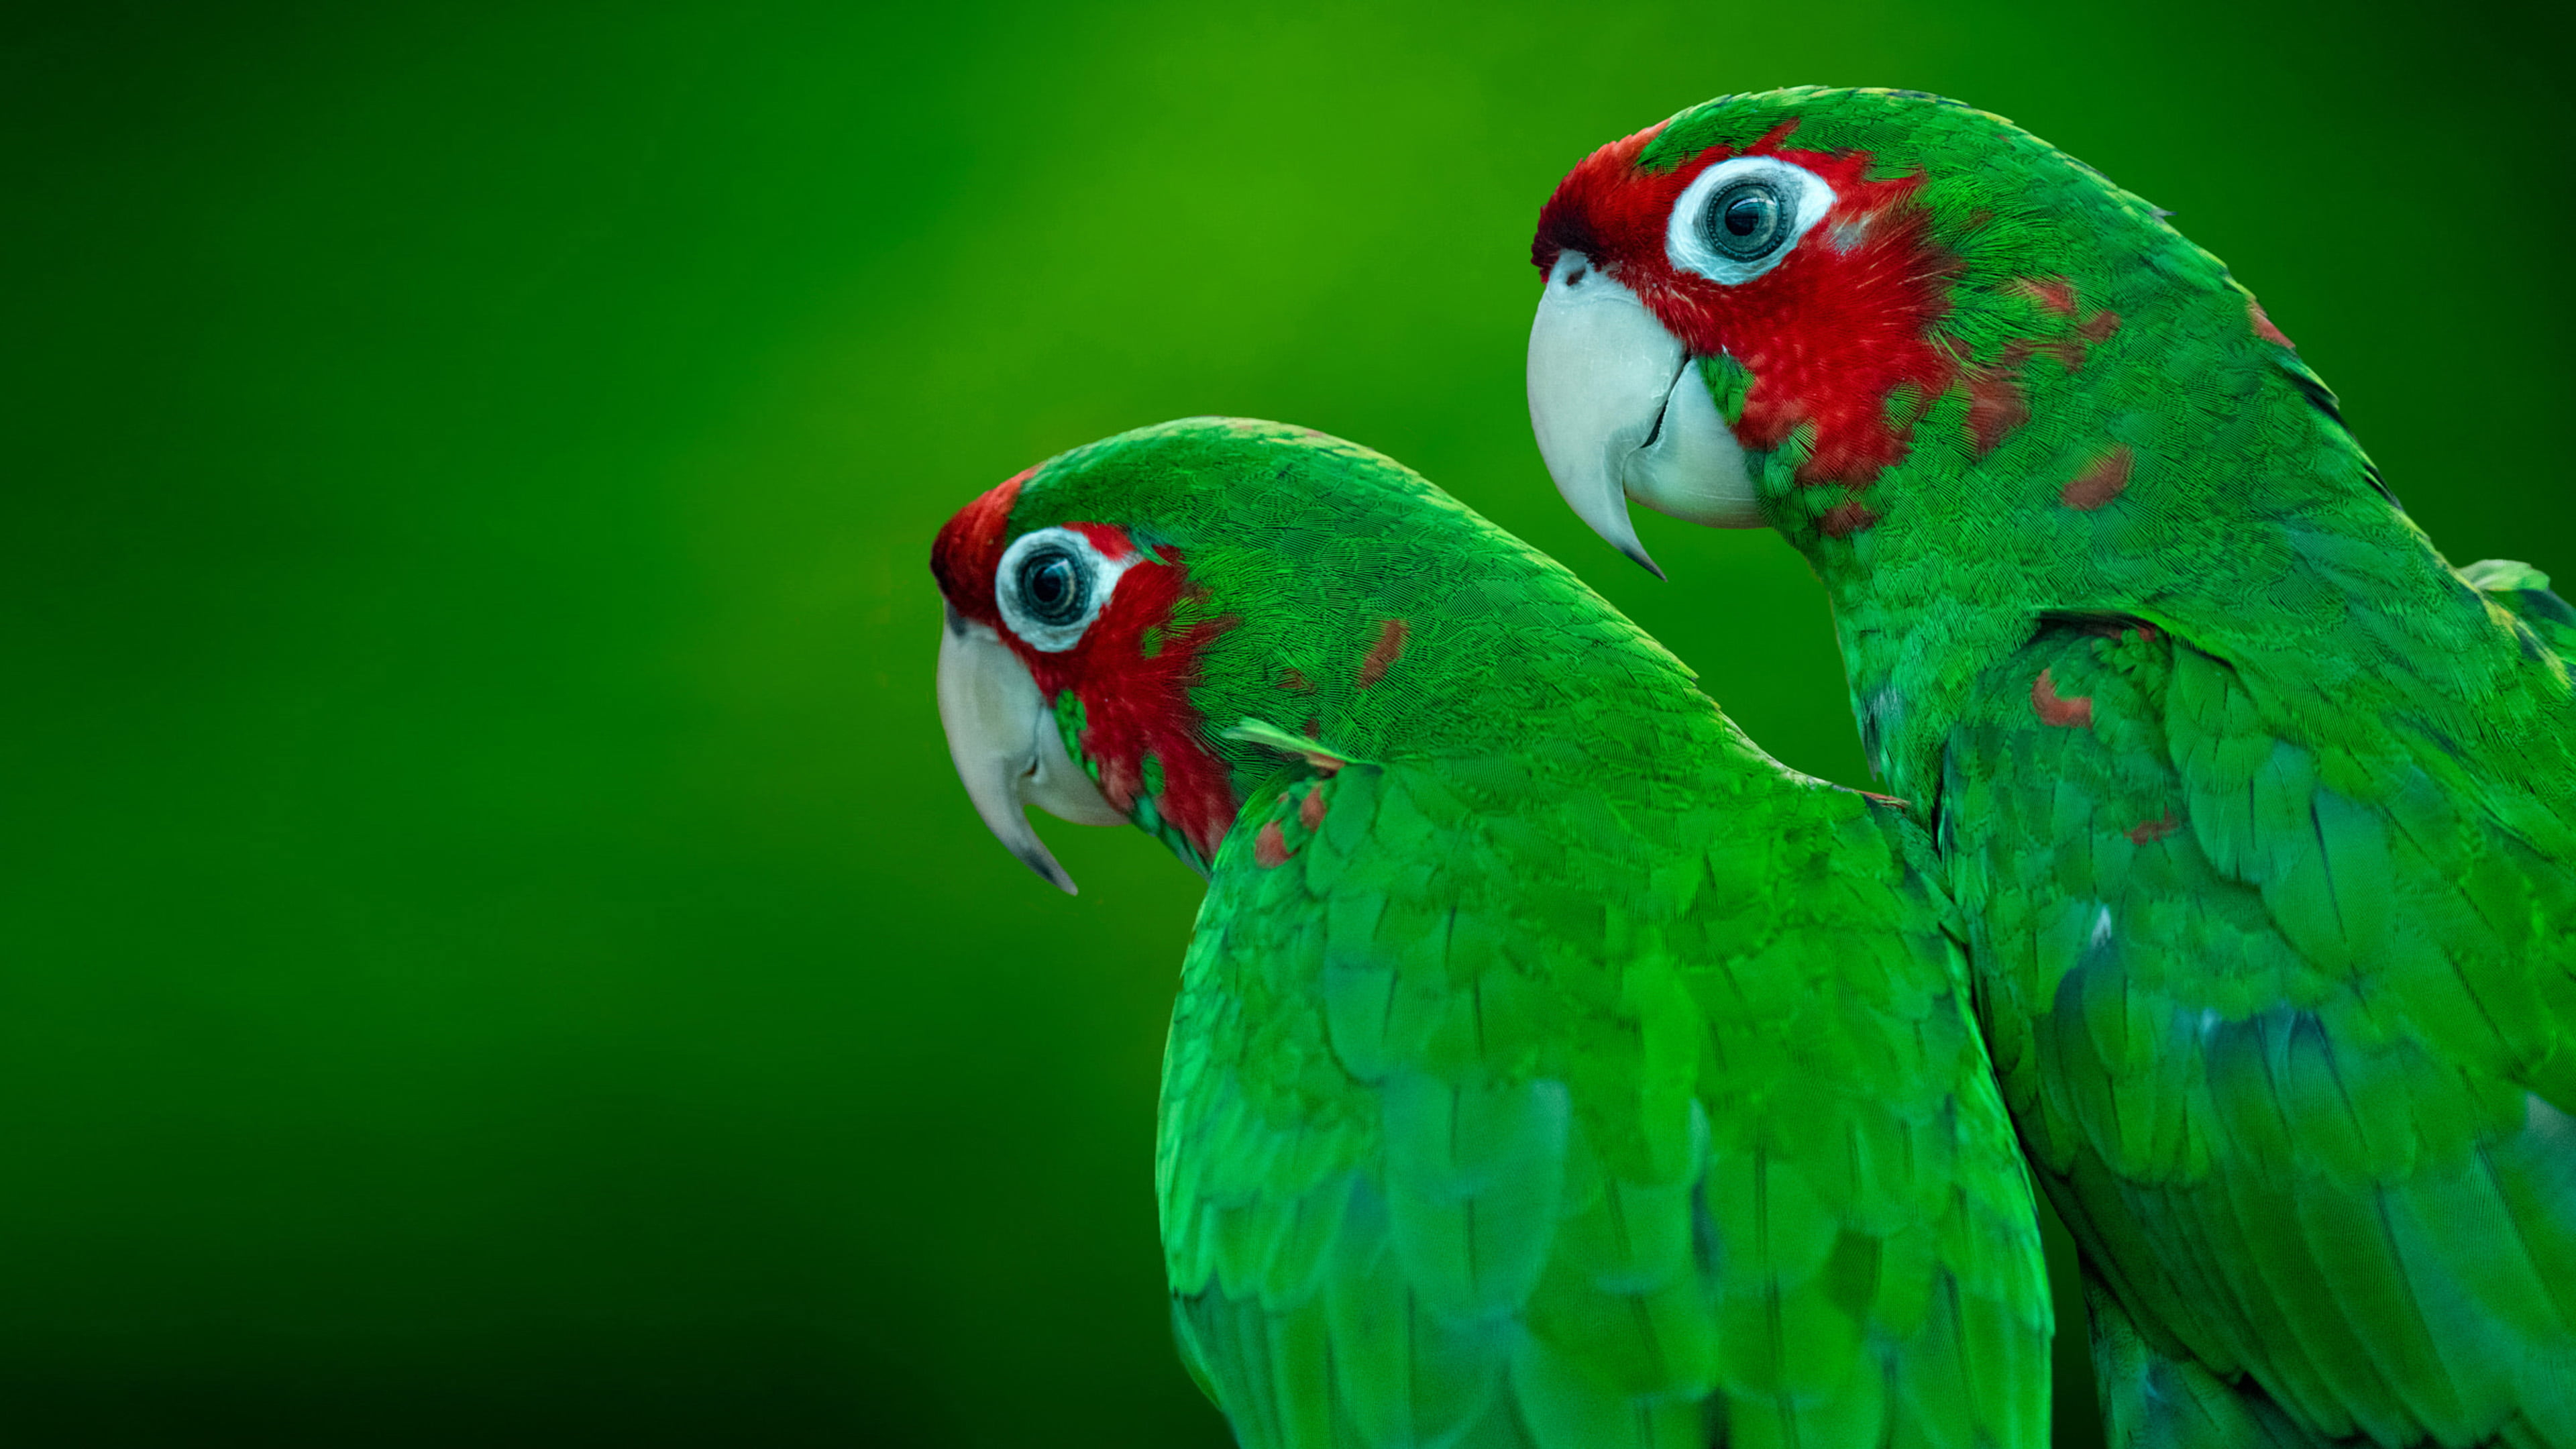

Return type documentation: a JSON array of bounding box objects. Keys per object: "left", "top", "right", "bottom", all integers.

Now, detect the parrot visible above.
[
  {"left": 929, "top": 417, "right": 2051, "bottom": 1449},
  {"left": 1519, "top": 85, "right": 2576, "bottom": 1449}
]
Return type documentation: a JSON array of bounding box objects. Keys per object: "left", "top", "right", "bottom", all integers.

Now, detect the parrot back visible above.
[{"left": 1159, "top": 724, "right": 2053, "bottom": 1449}]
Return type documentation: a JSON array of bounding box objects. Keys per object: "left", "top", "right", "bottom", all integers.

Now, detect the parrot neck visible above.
[
  {"left": 1750, "top": 282, "right": 2483, "bottom": 804},
  {"left": 1067, "top": 534, "right": 1794, "bottom": 878}
]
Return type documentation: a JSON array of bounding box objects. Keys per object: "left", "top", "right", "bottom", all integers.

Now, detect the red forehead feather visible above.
[
  {"left": 930, "top": 472, "right": 1149, "bottom": 627},
  {"left": 1531, "top": 123, "right": 1666, "bottom": 274},
  {"left": 1531, "top": 119, "right": 1801, "bottom": 275},
  {"left": 929, "top": 468, "right": 1028, "bottom": 625}
]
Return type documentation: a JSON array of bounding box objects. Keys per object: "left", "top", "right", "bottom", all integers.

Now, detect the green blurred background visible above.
[{"left": 9, "top": 1, "right": 2573, "bottom": 1443}]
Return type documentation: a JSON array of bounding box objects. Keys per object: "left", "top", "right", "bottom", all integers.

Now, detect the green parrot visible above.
[
  {"left": 930, "top": 417, "right": 2050, "bottom": 1449},
  {"left": 1521, "top": 87, "right": 2576, "bottom": 1449}
]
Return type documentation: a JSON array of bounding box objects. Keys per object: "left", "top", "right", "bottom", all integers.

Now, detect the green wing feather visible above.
[
  {"left": 1945, "top": 614, "right": 2576, "bottom": 1449},
  {"left": 1161, "top": 725, "right": 2052, "bottom": 1449}
]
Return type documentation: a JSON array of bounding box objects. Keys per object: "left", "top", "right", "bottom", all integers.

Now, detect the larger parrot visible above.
[
  {"left": 930, "top": 418, "right": 2051, "bottom": 1449},
  {"left": 1521, "top": 86, "right": 2576, "bottom": 1449}
]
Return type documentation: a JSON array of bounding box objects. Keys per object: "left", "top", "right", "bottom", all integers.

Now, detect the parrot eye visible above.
[
  {"left": 1018, "top": 547, "right": 1086, "bottom": 625},
  {"left": 1704, "top": 181, "right": 1784, "bottom": 258},
  {"left": 994, "top": 525, "right": 1136, "bottom": 653},
  {"left": 1665, "top": 156, "right": 1837, "bottom": 286}
]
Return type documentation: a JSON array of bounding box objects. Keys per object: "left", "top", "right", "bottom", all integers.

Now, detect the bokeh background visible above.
[{"left": 11, "top": 1, "right": 2575, "bottom": 1443}]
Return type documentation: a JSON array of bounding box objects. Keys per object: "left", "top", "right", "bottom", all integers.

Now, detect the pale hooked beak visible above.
[
  {"left": 935, "top": 604, "right": 1124, "bottom": 894},
  {"left": 1526, "top": 250, "right": 1762, "bottom": 577}
]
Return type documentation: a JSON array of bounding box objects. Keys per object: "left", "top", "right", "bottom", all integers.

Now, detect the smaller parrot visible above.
[{"left": 930, "top": 417, "right": 2051, "bottom": 1449}]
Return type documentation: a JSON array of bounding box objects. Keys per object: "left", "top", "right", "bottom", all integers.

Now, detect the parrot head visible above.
[
  {"left": 930, "top": 417, "right": 1659, "bottom": 893},
  {"left": 1525, "top": 86, "right": 2337, "bottom": 576}
]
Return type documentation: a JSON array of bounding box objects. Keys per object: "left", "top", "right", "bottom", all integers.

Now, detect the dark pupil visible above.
[
  {"left": 1704, "top": 180, "right": 1785, "bottom": 260},
  {"left": 1020, "top": 549, "right": 1085, "bottom": 624}
]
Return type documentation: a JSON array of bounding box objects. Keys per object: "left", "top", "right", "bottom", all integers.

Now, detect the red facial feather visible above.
[
  {"left": 1535, "top": 127, "right": 1962, "bottom": 493},
  {"left": 930, "top": 478, "right": 1240, "bottom": 865},
  {"left": 929, "top": 468, "right": 1029, "bottom": 623}
]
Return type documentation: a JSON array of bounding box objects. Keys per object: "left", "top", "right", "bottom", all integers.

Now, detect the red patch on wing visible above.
[
  {"left": 1299, "top": 785, "right": 1327, "bottom": 831},
  {"left": 2248, "top": 297, "right": 2294, "bottom": 349},
  {"left": 2127, "top": 812, "right": 2182, "bottom": 844},
  {"left": 1358, "top": 619, "right": 1409, "bottom": 688},
  {"left": 1276, "top": 667, "right": 1313, "bottom": 693},
  {"left": 2061, "top": 447, "right": 2133, "bottom": 510},
  {"left": 2032, "top": 668, "right": 2094, "bottom": 728},
  {"left": 1534, "top": 127, "right": 1960, "bottom": 494},
  {"left": 1254, "top": 820, "right": 1291, "bottom": 868}
]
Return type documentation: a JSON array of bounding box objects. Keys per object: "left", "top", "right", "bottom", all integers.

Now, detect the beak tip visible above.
[
  {"left": 1014, "top": 847, "right": 1079, "bottom": 896},
  {"left": 1622, "top": 543, "right": 1667, "bottom": 580}
]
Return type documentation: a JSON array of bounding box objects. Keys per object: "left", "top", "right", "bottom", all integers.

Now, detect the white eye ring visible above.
[
  {"left": 1664, "top": 156, "right": 1837, "bottom": 286},
  {"left": 994, "top": 526, "right": 1138, "bottom": 653}
]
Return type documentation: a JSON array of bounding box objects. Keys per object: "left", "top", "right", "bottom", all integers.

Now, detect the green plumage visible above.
[
  {"left": 1616, "top": 90, "right": 2576, "bottom": 1449},
  {"left": 972, "top": 421, "right": 2051, "bottom": 1449}
]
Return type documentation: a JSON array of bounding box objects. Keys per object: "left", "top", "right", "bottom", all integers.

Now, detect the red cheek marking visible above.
[
  {"left": 1536, "top": 134, "right": 1958, "bottom": 497},
  {"left": 1254, "top": 820, "right": 1292, "bottom": 868},
  {"left": 2032, "top": 668, "right": 2094, "bottom": 728},
  {"left": 1016, "top": 555, "right": 1240, "bottom": 865},
  {"left": 2061, "top": 447, "right": 2133, "bottom": 511},
  {"left": 1299, "top": 785, "right": 1327, "bottom": 832},
  {"left": 1096, "top": 754, "right": 1144, "bottom": 811},
  {"left": 2127, "top": 812, "right": 2182, "bottom": 844},
  {"left": 1358, "top": 619, "right": 1409, "bottom": 688},
  {"left": 2249, "top": 298, "right": 2294, "bottom": 349},
  {"left": 933, "top": 489, "right": 1236, "bottom": 867},
  {"left": 1820, "top": 500, "right": 1879, "bottom": 538}
]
